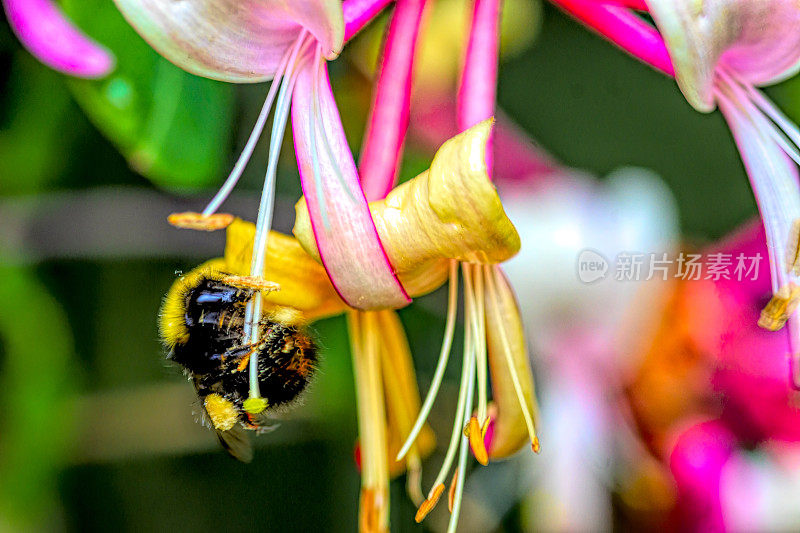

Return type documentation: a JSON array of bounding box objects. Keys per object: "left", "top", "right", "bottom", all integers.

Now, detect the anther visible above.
[
  {"left": 532, "top": 436, "right": 541, "bottom": 454},
  {"left": 221, "top": 274, "right": 281, "bottom": 293},
  {"left": 448, "top": 468, "right": 459, "bottom": 513},
  {"left": 415, "top": 483, "right": 445, "bottom": 523},
  {"left": 167, "top": 212, "right": 234, "bottom": 231},
  {"left": 758, "top": 283, "right": 800, "bottom": 331},
  {"left": 243, "top": 397, "right": 268, "bottom": 414},
  {"left": 481, "top": 416, "right": 491, "bottom": 437},
  {"left": 468, "top": 416, "right": 489, "bottom": 465},
  {"left": 787, "top": 218, "right": 800, "bottom": 275}
]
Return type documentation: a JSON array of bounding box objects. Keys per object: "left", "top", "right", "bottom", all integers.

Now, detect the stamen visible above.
[
  {"left": 405, "top": 454, "right": 424, "bottom": 506},
  {"left": 201, "top": 32, "right": 308, "bottom": 216},
  {"left": 759, "top": 283, "right": 800, "bottom": 331},
  {"left": 467, "top": 416, "right": 489, "bottom": 465},
  {"left": 786, "top": 218, "right": 800, "bottom": 275},
  {"left": 167, "top": 212, "right": 234, "bottom": 231},
  {"left": 484, "top": 264, "right": 539, "bottom": 449},
  {"left": 446, "top": 334, "right": 476, "bottom": 533},
  {"left": 447, "top": 468, "right": 459, "bottom": 513},
  {"left": 741, "top": 79, "right": 800, "bottom": 161},
  {"left": 473, "top": 264, "right": 489, "bottom": 424},
  {"left": 425, "top": 293, "right": 475, "bottom": 503},
  {"left": 243, "top": 37, "right": 311, "bottom": 400},
  {"left": 414, "top": 483, "right": 444, "bottom": 522},
  {"left": 397, "top": 260, "right": 459, "bottom": 460},
  {"left": 220, "top": 275, "right": 280, "bottom": 293}
]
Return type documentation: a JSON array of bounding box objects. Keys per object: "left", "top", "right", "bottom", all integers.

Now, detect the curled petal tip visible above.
[{"left": 3, "top": 0, "right": 115, "bottom": 78}]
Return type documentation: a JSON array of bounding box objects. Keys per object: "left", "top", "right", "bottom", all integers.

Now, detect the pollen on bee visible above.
[
  {"left": 221, "top": 274, "right": 281, "bottom": 293},
  {"left": 204, "top": 393, "right": 239, "bottom": 431},
  {"left": 414, "top": 483, "right": 444, "bottom": 523},
  {"left": 758, "top": 283, "right": 800, "bottom": 331},
  {"left": 167, "top": 212, "right": 235, "bottom": 231}
]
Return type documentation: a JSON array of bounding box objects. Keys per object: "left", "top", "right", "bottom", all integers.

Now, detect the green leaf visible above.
[{"left": 60, "top": 0, "right": 235, "bottom": 190}]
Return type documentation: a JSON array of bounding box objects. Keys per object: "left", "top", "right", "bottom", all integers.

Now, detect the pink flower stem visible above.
[
  {"left": 458, "top": 0, "right": 502, "bottom": 178},
  {"left": 359, "top": 0, "right": 427, "bottom": 201},
  {"left": 548, "top": 0, "right": 675, "bottom": 76},
  {"left": 600, "top": 0, "right": 648, "bottom": 10},
  {"left": 344, "top": 0, "right": 395, "bottom": 41}
]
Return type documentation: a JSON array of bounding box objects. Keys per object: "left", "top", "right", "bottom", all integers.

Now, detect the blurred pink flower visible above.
[
  {"left": 2, "top": 0, "right": 114, "bottom": 78},
  {"left": 550, "top": 0, "right": 800, "bottom": 386},
  {"left": 654, "top": 221, "right": 800, "bottom": 531}
]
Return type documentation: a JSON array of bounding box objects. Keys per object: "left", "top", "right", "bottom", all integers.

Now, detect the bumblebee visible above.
[{"left": 160, "top": 267, "right": 317, "bottom": 462}]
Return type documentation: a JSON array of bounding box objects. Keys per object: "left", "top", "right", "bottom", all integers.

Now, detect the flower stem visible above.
[
  {"left": 359, "top": 0, "right": 427, "bottom": 201},
  {"left": 548, "top": 0, "right": 674, "bottom": 76}
]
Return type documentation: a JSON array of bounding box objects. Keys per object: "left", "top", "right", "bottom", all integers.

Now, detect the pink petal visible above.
[
  {"left": 457, "top": 0, "right": 500, "bottom": 133},
  {"left": 112, "top": 0, "right": 344, "bottom": 83},
  {"left": 343, "top": 0, "right": 393, "bottom": 41},
  {"left": 668, "top": 420, "right": 736, "bottom": 532},
  {"left": 457, "top": 0, "right": 500, "bottom": 177},
  {"left": 2, "top": 0, "right": 114, "bottom": 78},
  {"left": 358, "top": 0, "right": 426, "bottom": 201},
  {"left": 291, "top": 60, "right": 410, "bottom": 310}
]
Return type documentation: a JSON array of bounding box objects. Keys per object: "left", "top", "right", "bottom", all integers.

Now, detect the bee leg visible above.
[{"left": 223, "top": 342, "right": 259, "bottom": 373}]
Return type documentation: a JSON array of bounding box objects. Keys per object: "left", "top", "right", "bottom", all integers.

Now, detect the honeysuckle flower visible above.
[
  {"left": 549, "top": 0, "right": 800, "bottom": 386},
  {"left": 298, "top": 121, "right": 538, "bottom": 529},
  {"left": 114, "top": 0, "right": 407, "bottom": 412},
  {"left": 2, "top": 0, "right": 114, "bottom": 77},
  {"left": 182, "top": 121, "right": 536, "bottom": 531}
]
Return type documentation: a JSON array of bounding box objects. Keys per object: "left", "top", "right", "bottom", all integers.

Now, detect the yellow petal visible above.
[
  {"left": 375, "top": 310, "right": 435, "bottom": 477},
  {"left": 294, "top": 119, "right": 520, "bottom": 296},
  {"left": 223, "top": 218, "right": 346, "bottom": 321},
  {"left": 484, "top": 266, "right": 539, "bottom": 459}
]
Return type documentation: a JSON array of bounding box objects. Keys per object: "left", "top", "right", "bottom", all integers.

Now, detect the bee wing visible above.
[
  {"left": 215, "top": 424, "right": 254, "bottom": 463},
  {"left": 193, "top": 377, "right": 254, "bottom": 463}
]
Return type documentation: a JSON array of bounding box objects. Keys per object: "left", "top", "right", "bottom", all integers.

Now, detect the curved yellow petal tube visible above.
[{"left": 294, "top": 119, "right": 521, "bottom": 297}]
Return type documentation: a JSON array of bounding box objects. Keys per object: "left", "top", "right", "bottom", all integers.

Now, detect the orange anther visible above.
[
  {"left": 221, "top": 274, "right": 281, "bottom": 293},
  {"left": 448, "top": 468, "right": 459, "bottom": 512},
  {"left": 167, "top": 212, "right": 234, "bottom": 231},
  {"left": 532, "top": 437, "right": 541, "bottom": 454},
  {"left": 468, "top": 416, "right": 489, "bottom": 465},
  {"left": 414, "top": 483, "right": 444, "bottom": 523}
]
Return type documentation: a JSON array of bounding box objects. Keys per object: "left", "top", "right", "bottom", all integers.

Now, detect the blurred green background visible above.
[{"left": 1, "top": 1, "right": 798, "bottom": 531}]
